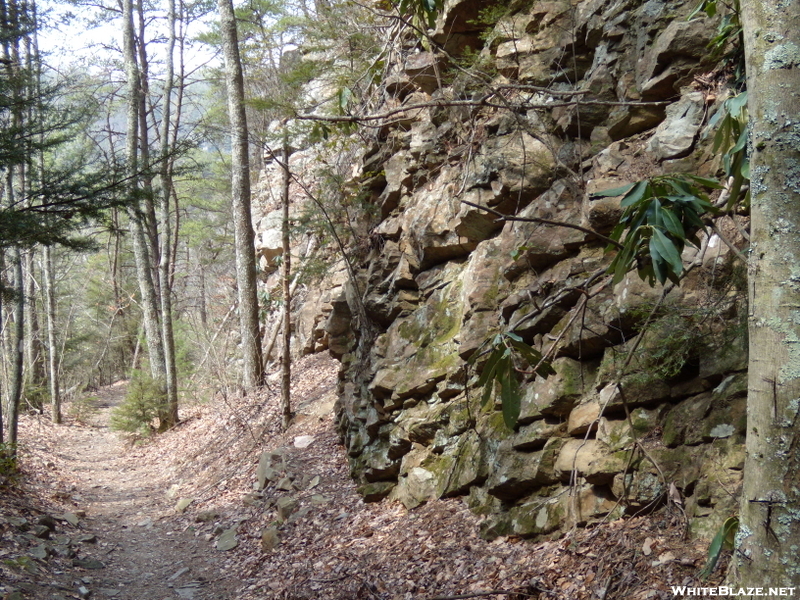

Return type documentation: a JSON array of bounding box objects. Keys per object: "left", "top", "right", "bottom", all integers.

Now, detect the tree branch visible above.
[
  {"left": 458, "top": 198, "right": 625, "bottom": 250},
  {"left": 293, "top": 97, "right": 669, "bottom": 126},
  {"left": 424, "top": 590, "right": 541, "bottom": 600}
]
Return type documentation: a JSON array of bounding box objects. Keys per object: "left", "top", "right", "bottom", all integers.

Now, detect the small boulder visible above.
[
  {"left": 29, "top": 544, "right": 50, "bottom": 560},
  {"left": 276, "top": 496, "right": 298, "bottom": 522},
  {"left": 275, "top": 476, "right": 295, "bottom": 492},
  {"left": 33, "top": 525, "right": 52, "bottom": 539},
  {"left": 77, "top": 534, "right": 98, "bottom": 544},
  {"left": 61, "top": 512, "right": 80, "bottom": 527},
  {"left": 195, "top": 510, "right": 219, "bottom": 523},
  {"left": 215, "top": 527, "right": 238, "bottom": 551},
  {"left": 357, "top": 482, "right": 395, "bottom": 502},
  {"left": 37, "top": 515, "right": 58, "bottom": 531},
  {"left": 293, "top": 435, "right": 315, "bottom": 449},
  {"left": 261, "top": 527, "right": 280, "bottom": 552},
  {"left": 647, "top": 92, "right": 705, "bottom": 160}
]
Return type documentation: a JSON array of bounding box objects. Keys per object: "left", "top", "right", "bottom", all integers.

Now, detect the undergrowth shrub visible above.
[
  {"left": 23, "top": 383, "right": 49, "bottom": 413},
  {"left": 69, "top": 394, "right": 100, "bottom": 425},
  {"left": 0, "top": 443, "right": 18, "bottom": 484},
  {"left": 110, "top": 372, "right": 165, "bottom": 437}
]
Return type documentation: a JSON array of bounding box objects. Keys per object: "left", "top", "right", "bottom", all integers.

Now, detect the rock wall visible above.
[{"left": 262, "top": 0, "right": 750, "bottom": 541}]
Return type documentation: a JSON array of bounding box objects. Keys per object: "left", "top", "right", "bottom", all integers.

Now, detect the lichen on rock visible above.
[{"left": 255, "top": 0, "right": 749, "bottom": 544}]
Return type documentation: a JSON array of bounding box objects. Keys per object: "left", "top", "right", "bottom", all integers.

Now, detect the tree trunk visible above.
[
  {"left": 43, "top": 245, "right": 60, "bottom": 424},
  {"left": 28, "top": 0, "right": 54, "bottom": 421},
  {"left": 129, "top": 201, "right": 168, "bottom": 396},
  {"left": 734, "top": 0, "right": 800, "bottom": 587},
  {"left": 0, "top": 0, "right": 8, "bottom": 443},
  {"left": 0, "top": 253, "right": 4, "bottom": 443},
  {"left": 280, "top": 140, "right": 292, "bottom": 430},
  {"left": 137, "top": 0, "right": 160, "bottom": 287},
  {"left": 3, "top": 0, "right": 23, "bottom": 449},
  {"left": 198, "top": 258, "right": 208, "bottom": 329},
  {"left": 217, "top": 0, "right": 264, "bottom": 390},
  {"left": 7, "top": 244, "right": 24, "bottom": 450},
  {"left": 24, "top": 249, "right": 45, "bottom": 401},
  {"left": 157, "top": 0, "right": 179, "bottom": 427},
  {"left": 123, "top": 0, "right": 167, "bottom": 406}
]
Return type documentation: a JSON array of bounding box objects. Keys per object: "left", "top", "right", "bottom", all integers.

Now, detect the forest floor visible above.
[{"left": 1, "top": 353, "right": 726, "bottom": 600}]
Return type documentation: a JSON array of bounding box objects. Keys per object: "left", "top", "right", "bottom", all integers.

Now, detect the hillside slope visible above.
[{"left": 3, "top": 354, "right": 724, "bottom": 599}]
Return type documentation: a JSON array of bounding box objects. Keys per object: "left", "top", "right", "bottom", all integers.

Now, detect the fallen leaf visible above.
[{"left": 642, "top": 537, "right": 654, "bottom": 556}]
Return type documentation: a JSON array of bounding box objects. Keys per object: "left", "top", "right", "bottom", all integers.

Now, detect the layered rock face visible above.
[{"left": 268, "top": 0, "right": 749, "bottom": 540}]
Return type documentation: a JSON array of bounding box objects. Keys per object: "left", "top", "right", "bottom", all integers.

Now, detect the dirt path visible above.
[
  {"left": 4, "top": 382, "right": 238, "bottom": 600},
  {"left": 4, "top": 354, "right": 719, "bottom": 600}
]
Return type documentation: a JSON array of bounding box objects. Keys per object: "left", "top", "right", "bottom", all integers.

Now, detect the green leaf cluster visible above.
[
  {"left": 470, "top": 333, "right": 555, "bottom": 430},
  {"left": 0, "top": 55, "right": 133, "bottom": 250},
  {"left": 595, "top": 89, "right": 749, "bottom": 289},
  {"left": 399, "top": 0, "right": 444, "bottom": 29},
  {"left": 689, "top": 0, "right": 744, "bottom": 81},
  {"left": 709, "top": 91, "right": 749, "bottom": 209},
  {"left": 595, "top": 175, "right": 719, "bottom": 286}
]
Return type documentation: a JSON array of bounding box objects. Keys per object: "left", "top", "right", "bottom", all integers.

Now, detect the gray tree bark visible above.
[
  {"left": 733, "top": 0, "right": 800, "bottom": 588},
  {"left": 123, "top": 0, "right": 167, "bottom": 404},
  {"left": 28, "top": 3, "right": 57, "bottom": 424},
  {"left": 3, "top": 0, "right": 23, "bottom": 450},
  {"left": 43, "top": 245, "right": 60, "bottom": 424},
  {"left": 7, "top": 242, "right": 24, "bottom": 449},
  {"left": 136, "top": 0, "right": 160, "bottom": 283},
  {"left": 217, "top": 0, "right": 264, "bottom": 390},
  {"left": 23, "top": 250, "right": 45, "bottom": 396},
  {"left": 280, "top": 140, "right": 292, "bottom": 430},
  {"left": 158, "top": 0, "right": 179, "bottom": 427},
  {"left": 0, "top": 0, "right": 6, "bottom": 446},
  {"left": 0, "top": 253, "right": 4, "bottom": 443}
]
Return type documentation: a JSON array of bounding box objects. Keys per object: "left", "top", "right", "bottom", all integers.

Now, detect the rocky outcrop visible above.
[{"left": 257, "top": 0, "right": 748, "bottom": 541}]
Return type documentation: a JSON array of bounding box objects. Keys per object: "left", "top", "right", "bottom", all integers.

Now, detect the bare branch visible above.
[
  {"left": 424, "top": 590, "right": 542, "bottom": 600},
  {"left": 293, "top": 96, "right": 670, "bottom": 127},
  {"left": 458, "top": 198, "right": 625, "bottom": 250}
]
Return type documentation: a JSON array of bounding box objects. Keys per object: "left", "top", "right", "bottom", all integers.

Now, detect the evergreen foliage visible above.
[
  {"left": 0, "top": 66, "right": 132, "bottom": 251},
  {"left": 109, "top": 372, "right": 167, "bottom": 436},
  {"left": 68, "top": 394, "right": 100, "bottom": 426},
  {"left": 0, "top": 443, "right": 18, "bottom": 482},
  {"left": 593, "top": 91, "right": 749, "bottom": 287}
]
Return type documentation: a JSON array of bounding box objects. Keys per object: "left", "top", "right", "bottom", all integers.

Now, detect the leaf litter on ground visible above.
[{"left": 4, "top": 353, "right": 728, "bottom": 600}]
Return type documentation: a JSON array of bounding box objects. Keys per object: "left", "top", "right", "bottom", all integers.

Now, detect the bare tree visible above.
[
  {"left": 217, "top": 0, "right": 264, "bottom": 390},
  {"left": 280, "top": 138, "right": 292, "bottom": 429},
  {"left": 43, "top": 245, "right": 59, "bottom": 423},
  {"left": 2, "top": 0, "right": 24, "bottom": 450},
  {"left": 157, "top": 0, "right": 179, "bottom": 427},
  {"left": 122, "top": 0, "right": 168, "bottom": 409}
]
